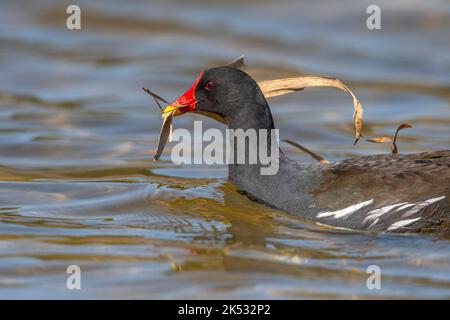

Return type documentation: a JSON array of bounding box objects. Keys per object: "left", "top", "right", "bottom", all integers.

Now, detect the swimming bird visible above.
[{"left": 161, "top": 66, "right": 450, "bottom": 233}]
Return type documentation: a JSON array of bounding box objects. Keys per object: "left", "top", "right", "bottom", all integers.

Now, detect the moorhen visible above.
[{"left": 161, "top": 66, "right": 450, "bottom": 233}]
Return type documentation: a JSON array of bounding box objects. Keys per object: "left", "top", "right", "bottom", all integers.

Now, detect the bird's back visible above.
[{"left": 308, "top": 150, "right": 450, "bottom": 233}]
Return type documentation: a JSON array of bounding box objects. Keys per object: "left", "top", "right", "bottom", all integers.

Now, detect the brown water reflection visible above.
[{"left": 0, "top": 0, "right": 449, "bottom": 299}]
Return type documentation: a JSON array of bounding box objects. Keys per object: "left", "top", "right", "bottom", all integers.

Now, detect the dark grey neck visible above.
[
  {"left": 225, "top": 104, "right": 274, "bottom": 130},
  {"left": 225, "top": 98, "right": 277, "bottom": 170},
  {"left": 224, "top": 91, "right": 275, "bottom": 131},
  {"left": 224, "top": 99, "right": 323, "bottom": 215}
]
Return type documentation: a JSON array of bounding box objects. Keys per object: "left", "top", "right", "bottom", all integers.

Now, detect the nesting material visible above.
[
  {"left": 364, "top": 123, "right": 412, "bottom": 155},
  {"left": 283, "top": 139, "right": 330, "bottom": 164},
  {"left": 391, "top": 123, "right": 412, "bottom": 154},
  {"left": 153, "top": 110, "right": 175, "bottom": 161},
  {"left": 142, "top": 87, "right": 174, "bottom": 161},
  {"left": 258, "top": 76, "right": 363, "bottom": 145},
  {"left": 144, "top": 57, "right": 410, "bottom": 161}
]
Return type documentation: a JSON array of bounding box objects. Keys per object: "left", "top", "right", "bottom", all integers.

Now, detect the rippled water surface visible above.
[{"left": 0, "top": 0, "right": 449, "bottom": 299}]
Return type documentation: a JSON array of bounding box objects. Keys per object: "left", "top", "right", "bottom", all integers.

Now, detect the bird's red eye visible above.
[{"left": 205, "top": 80, "right": 216, "bottom": 91}]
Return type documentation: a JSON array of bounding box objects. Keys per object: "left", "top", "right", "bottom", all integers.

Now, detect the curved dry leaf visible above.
[
  {"left": 258, "top": 76, "right": 363, "bottom": 145},
  {"left": 364, "top": 136, "right": 392, "bottom": 143},
  {"left": 227, "top": 55, "right": 245, "bottom": 68},
  {"left": 362, "top": 123, "right": 413, "bottom": 155},
  {"left": 153, "top": 110, "right": 175, "bottom": 161},
  {"left": 149, "top": 72, "right": 365, "bottom": 161},
  {"left": 283, "top": 139, "right": 330, "bottom": 164},
  {"left": 142, "top": 88, "right": 174, "bottom": 160},
  {"left": 391, "top": 123, "right": 412, "bottom": 155}
]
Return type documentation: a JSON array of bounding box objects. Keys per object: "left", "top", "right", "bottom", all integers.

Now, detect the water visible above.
[{"left": 0, "top": 0, "right": 449, "bottom": 299}]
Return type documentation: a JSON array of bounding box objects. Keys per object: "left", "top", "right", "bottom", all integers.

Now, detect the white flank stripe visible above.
[
  {"left": 395, "top": 203, "right": 415, "bottom": 211},
  {"left": 403, "top": 195, "right": 446, "bottom": 217},
  {"left": 363, "top": 202, "right": 407, "bottom": 224},
  {"left": 317, "top": 199, "right": 374, "bottom": 219},
  {"left": 387, "top": 217, "right": 421, "bottom": 231},
  {"left": 425, "top": 195, "right": 446, "bottom": 204}
]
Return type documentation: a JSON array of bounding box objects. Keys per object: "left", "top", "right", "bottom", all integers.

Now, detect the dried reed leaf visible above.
[
  {"left": 283, "top": 139, "right": 330, "bottom": 164},
  {"left": 142, "top": 87, "right": 170, "bottom": 105},
  {"left": 363, "top": 123, "right": 412, "bottom": 155},
  {"left": 153, "top": 110, "right": 175, "bottom": 161},
  {"left": 149, "top": 71, "right": 366, "bottom": 162},
  {"left": 142, "top": 87, "right": 170, "bottom": 114},
  {"left": 227, "top": 55, "right": 245, "bottom": 68},
  {"left": 391, "top": 123, "right": 412, "bottom": 155},
  {"left": 142, "top": 87, "right": 174, "bottom": 160},
  {"left": 364, "top": 136, "right": 392, "bottom": 143},
  {"left": 258, "top": 76, "right": 363, "bottom": 145}
]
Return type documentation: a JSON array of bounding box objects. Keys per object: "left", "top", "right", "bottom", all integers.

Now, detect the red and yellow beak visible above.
[
  {"left": 163, "top": 71, "right": 226, "bottom": 124},
  {"left": 163, "top": 72, "right": 203, "bottom": 116}
]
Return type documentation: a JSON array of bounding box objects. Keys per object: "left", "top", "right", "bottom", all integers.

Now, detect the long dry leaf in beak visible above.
[
  {"left": 258, "top": 76, "right": 363, "bottom": 145},
  {"left": 153, "top": 110, "right": 175, "bottom": 161},
  {"left": 283, "top": 139, "right": 330, "bottom": 164},
  {"left": 142, "top": 87, "right": 174, "bottom": 160}
]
